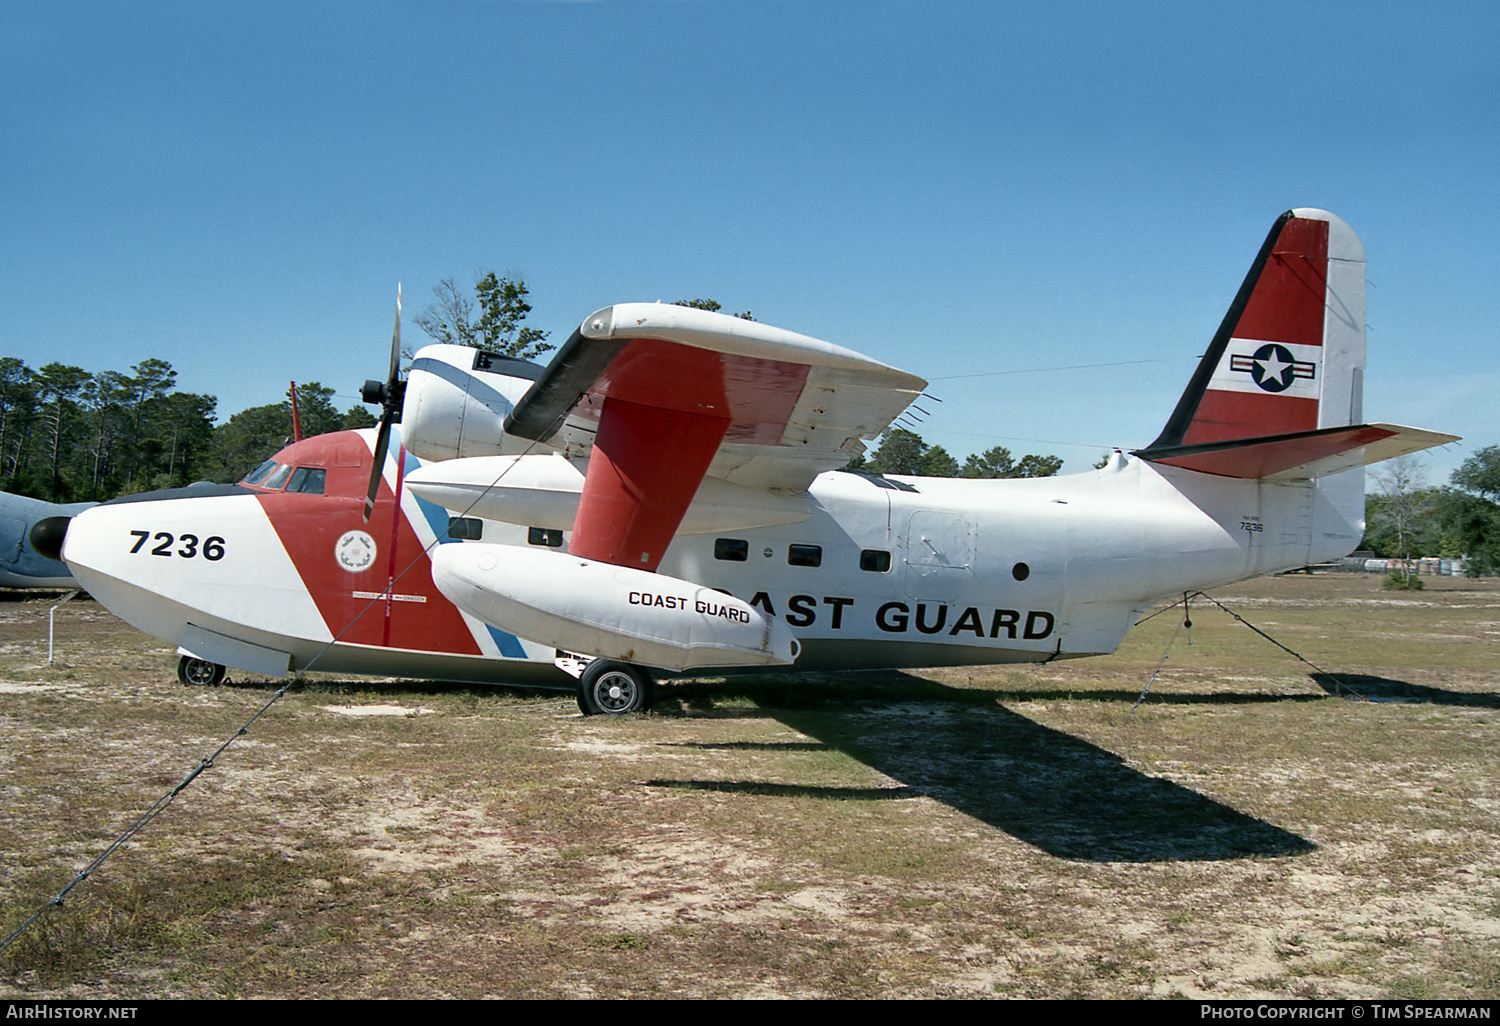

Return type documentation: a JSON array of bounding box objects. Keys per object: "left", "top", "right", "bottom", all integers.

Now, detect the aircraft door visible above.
[
  {"left": 1008, "top": 511, "right": 1068, "bottom": 649},
  {"left": 903, "top": 510, "right": 974, "bottom": 594}
]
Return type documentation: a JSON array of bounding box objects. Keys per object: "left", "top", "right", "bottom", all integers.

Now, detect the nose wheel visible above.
[
  {"left": 177, "top": 655, "right": 226, "bottom": 687},
  {"left": 576, "top": 661, "right": 655, "bottom": 716}
]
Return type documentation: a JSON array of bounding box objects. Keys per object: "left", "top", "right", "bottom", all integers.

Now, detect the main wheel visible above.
[
  {"left": 576, "top": 661, "right": 655, "bottom": 716},
  {"left": 177, "top": 655, "right": 226, "bottom": 687}
]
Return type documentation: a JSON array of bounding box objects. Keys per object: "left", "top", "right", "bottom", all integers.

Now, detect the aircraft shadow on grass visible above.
[
  {"left": 212, "top": 668, "right": 1500, "bottom": 861},
  {"left": 645, "top": 672, "right": 1316, "bottom": 864},
  {"left": 207, "top": 670, "right": 1317, "bottom": 861},
  {"left": 1310, "top": 672, "right": 1500, "bottom": 709}
]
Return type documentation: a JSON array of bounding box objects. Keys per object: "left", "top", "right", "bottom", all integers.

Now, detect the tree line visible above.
[
  {"left": 844, "top": 429, "right": 1063, "bottom": 479},
  {"left": 0, "top": 356, "right": 371, "bottom": 503},
  {"left": 0, "top": 272, "right": 552, "bottom": 503},
  {"left": 1363, "top": 448, "right": 1500, "bottom": 577}
]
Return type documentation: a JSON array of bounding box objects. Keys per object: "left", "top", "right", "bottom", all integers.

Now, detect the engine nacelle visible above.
[
  {"left": 430, "top": 544, "right": 800, "bottom": 671},
  {"left": 400, "top": 344, "right": 544, "bottom": 462}
]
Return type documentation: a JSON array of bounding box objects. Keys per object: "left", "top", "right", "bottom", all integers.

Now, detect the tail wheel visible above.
[
  {"left": 576, "top": 661, "right": 655, "bottom": 716},
  {"left": 177, "top": 655, "right": 226, "bottom": 687}
]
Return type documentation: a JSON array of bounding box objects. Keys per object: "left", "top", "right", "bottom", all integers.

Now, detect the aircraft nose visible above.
[{"left": 30, "top": 516, "right": 71, "bottom": 562}]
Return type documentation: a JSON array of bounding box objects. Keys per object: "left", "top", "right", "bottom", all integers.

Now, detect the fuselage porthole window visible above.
[
  {"left": 448, "top": 517, "right": 483, "bottom": 541},
  {"left": 788, "top": 544, "right": 822, "bottom": 568},
  {"left": 714, "top": 538, "right": 749, "bottom": 562}
]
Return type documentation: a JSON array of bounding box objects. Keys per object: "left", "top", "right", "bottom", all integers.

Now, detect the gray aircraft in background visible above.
[{"left": 0, "top": 491, "right": 92, "bottom": 588}]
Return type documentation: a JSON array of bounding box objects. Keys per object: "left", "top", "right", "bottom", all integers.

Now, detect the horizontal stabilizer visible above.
[{"left": 1134, "top": 423, "right": 1459, "bottom": 480}]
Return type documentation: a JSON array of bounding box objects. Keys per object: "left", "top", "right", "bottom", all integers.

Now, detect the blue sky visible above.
[{"left": 3, "top": 1, "right": 1495, "bottom": 484}]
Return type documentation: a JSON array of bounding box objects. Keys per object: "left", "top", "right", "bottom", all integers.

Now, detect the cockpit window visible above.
[
  {"left": 262, "top": 464, "right": 293, "bottom": 490},
  {"left": 241, "top": 459, "right": 279, "bottom": 486},
  {"left": 286, "top": 467, "right": 327, "bottom": 495}
]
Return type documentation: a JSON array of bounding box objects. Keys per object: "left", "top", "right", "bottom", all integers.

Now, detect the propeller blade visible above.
[
  {"left": 388, "top": 285, "right": 402, "bottom": 390},
  {"left": 364, "top": 416, "right": 392, "bottom": 523},
  {"left": 362, "top": 286, "right": 406, "bottom": 523}
]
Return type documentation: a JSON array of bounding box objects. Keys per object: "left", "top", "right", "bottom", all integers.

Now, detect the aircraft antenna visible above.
[{"left": 289, "top": 381, "right": 303, "bottom": 443}]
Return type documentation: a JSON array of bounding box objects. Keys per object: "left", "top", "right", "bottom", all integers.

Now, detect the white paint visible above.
[{"left": 432, "top": 546, "right": 798, "bottom": 670}]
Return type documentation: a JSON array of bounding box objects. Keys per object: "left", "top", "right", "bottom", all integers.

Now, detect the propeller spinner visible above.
[{"left": 361, "top": 288, "right": 407, "bottom": 522}]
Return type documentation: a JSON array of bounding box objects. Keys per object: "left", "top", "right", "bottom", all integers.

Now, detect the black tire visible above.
[
  {"left": 576, "top": 661, "right": 655, "bottom": 716},
  {"left": 177, "top": 655, "right": 226, "bottom": 687}
]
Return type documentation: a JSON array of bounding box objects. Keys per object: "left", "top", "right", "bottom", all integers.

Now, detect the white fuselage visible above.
[{"left": 646, "top": 454, "right": 1361, "bottom": 671}]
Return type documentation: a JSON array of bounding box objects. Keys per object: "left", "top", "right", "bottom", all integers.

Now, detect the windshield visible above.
[{"left": 240, "top": 459, "right": 279, "bottom": 486}]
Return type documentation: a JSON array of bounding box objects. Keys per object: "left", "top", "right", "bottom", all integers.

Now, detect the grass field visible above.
[{"left": 1, "top": 572, "right": 1496, "bottom": 999}]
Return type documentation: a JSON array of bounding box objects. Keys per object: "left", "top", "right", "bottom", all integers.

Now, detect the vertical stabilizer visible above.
[{"left": 1145, "top": 209, "right": 1366, "bottom": 451}]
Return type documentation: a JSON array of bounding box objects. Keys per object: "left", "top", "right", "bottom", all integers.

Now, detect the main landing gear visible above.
[
  {"left": 177, "top": 655, "right": 226, "bottom": 687},
  {"left": 575, "top": 660, "right": 655, "bottom": 716}
]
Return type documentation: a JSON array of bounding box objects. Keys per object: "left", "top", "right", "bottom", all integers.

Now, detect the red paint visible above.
[
  {"left": 1235, "top": 216, "right": 1329, "bottom": 347},
  {"left": 380, "top": 443, "right": 409, "bottom": 648},
  {"left": 289, "top": 381, "right": 303, "bottom": 442},
  {"left": 254, "top": 432, "right": 482, "bottom": 655},
  {"left": 566, "top": 336, "right": 813, "bottom": 570},
  {"left": 1182, "top": 390, "right": 1319, "bottom": 446},
  {"left": 1156, "top": 425, "right": 1397, "bottom": 479},
  {"left": 588, "top": 338, "right": 810, "bottom": 444},
  {"left": 571, "top": 397, "right": 730, "bottom": 572},
  {"left": 1178, "top": 215, "right": 1329, "bottom": 448}
]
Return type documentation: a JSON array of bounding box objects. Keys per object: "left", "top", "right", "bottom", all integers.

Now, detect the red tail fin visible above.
[
  {"left": 1136, "top": 209, "right": 1456, "bottom": 481},
  {"left": 1144, "top": 209, "right": 1362, "bottom": 451}
]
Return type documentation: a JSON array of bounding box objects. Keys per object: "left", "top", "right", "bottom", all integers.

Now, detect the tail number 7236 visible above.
[{"left": 129, "top": 530, "right": 226, "bottom": 561}]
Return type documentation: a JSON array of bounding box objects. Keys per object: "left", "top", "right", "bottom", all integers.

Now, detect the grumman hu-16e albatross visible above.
[{"left": 41, "top": 209, "right": 1455, "bottom": 713}]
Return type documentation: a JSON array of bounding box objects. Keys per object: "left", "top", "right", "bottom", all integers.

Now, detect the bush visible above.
[{"left": 1383, "top": 569, "right": 1424, "bottom": 590}]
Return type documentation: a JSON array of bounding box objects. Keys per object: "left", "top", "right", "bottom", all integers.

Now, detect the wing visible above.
[{"left": 501, "top": 303, "right": 926, "bottom": 571}]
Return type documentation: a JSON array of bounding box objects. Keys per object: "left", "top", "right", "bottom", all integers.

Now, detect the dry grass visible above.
[{"left": 0, "top": 573, "right": 1497, "bottom": 999}]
